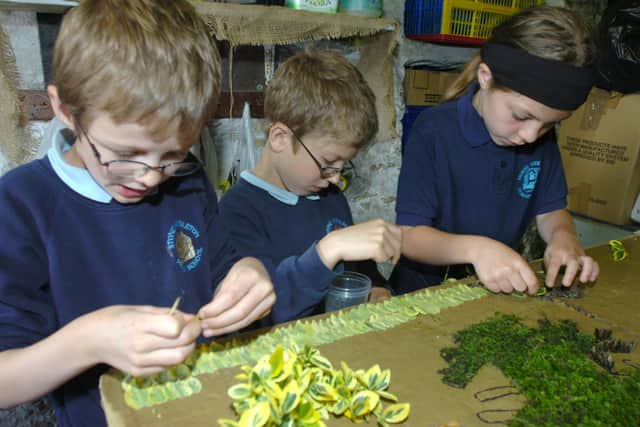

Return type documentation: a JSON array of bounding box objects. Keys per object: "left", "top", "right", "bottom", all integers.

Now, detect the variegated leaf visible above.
[
  {"left": 280, "top": 381, "right": 301, "bottom": 414},
  {"left": 381, "top": 403, "right": 410, "bottom": 423},
  {"left": 238, "top": 401, "right": 270, "bottom": 427},
  {"left": 228, "top": 383, "right": 251, "bottom": 400}
]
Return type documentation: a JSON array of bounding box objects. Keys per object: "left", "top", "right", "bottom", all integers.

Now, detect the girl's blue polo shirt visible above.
[{"left": 391, "top": 84, "right": 568, "bottom": 294}]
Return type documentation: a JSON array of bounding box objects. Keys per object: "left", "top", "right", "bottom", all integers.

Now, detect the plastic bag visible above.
[
  {"left": 595, "top": 0, "right": 640, "bottom": 93},
  {"left": 192, "top": 126, "right": 218, "bottom": 189},
  {"left": 219, "top": 102, "right": 257, "bottom": 193}
]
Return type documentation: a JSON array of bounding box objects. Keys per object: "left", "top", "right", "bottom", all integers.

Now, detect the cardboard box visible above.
[
  {"left": 403, "top": 68, "right": 461, "bottom": 106},
  {"left": 558, "top": 88, "right": 640, "bottom": 225}
]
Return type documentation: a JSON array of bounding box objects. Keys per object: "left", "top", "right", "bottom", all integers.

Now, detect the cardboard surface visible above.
[
  {"left": 403, "top": 68, "right": 460, "bottom": 106},
  {"left": 558, "top": 89, "right": 640, "bottom": 225},
  {"left": 101, "top": 237, "right": 640, "bottom": 426}
]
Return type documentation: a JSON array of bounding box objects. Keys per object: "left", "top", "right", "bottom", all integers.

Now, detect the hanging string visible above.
[{"left": 228, "top": 44, "right": 235, "bottom": 120}]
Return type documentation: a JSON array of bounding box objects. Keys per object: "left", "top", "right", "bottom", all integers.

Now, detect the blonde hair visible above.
[
  {"left": 264, "top": 49, "right": 378, "bottom": 148},
  {"left": 53, "top": 0, "right": 221, "bottom": 144},
  {"left": 442, "top": 5, "right": 596, "bottom": 102}
]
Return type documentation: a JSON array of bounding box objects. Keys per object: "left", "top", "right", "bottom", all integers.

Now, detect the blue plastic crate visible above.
[{"left": 404, "top": 0, "right": 544, "bottom": 46}]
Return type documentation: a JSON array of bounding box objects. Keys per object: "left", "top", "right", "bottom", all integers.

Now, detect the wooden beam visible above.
[{"left": 18, "top": 89, "right": 264, "bottom": 123}]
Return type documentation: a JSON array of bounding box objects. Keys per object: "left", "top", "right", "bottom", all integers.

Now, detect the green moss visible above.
[{"left": 439, "top": 314, "right": 640, "bottom": 426}]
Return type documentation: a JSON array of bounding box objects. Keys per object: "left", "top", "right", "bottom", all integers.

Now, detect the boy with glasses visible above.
[
  {"left": 0, "top": 1, "right": 275, "bottom": 425},
  {"left": 218, "top": 50, "right": 401, "bottom": 326}
]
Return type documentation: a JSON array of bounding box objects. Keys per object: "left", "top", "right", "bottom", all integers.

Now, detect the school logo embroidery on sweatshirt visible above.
[
  {"left": 166, "top": 220, "right": 203, "bottom": 272},
  {"left": 325, "top": 218, "right": 348, "bottom": 234},
  {"left": 517, "top": 160, "right": 541, "bottom": 199}
]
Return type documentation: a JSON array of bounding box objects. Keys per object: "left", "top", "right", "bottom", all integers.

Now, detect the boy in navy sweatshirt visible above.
[
  {"left": 0, "top": 1, "right": 275, "bottom": 425},
  {"left": 218, "top": 50, "right": 401, "bottom": 325}
]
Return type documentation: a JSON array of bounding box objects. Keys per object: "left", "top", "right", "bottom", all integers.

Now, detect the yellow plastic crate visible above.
[{"left": 405, "top": 0, "right": 545, "bottom": 45}]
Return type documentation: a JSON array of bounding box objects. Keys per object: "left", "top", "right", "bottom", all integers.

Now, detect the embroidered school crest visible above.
[
  {"left": 325, "top": 218, "right": 348, "bottom": 234},
  {"left": 166, "top": 220, "right": 203, "bottom": 272},
  {"left": 517, "top": 160, "right": 541, "bottom": 199}
]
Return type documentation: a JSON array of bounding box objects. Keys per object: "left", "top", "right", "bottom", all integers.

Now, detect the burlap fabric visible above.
[
  {"left": 0, "top": 24, "right": 34, "bottom": 168},
  {"left": 195, "top": 3, "right": 399, "bottom": 142}
]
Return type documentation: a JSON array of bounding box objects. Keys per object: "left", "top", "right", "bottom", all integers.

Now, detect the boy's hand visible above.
[
  {"left": 470, "top": 237, "right": 539, "bottom": 295},
  {"left": 316, "top": 219, "right": 402, "bottom": 270},
  {"left": 88, "top": 305, "right": 201, "bottom": 377},
  {"left": 543, "top": 233, "right": 599, "bottom": 287},
  {"left": 198, "top": 257, "right": 275, "bottom": 337}
]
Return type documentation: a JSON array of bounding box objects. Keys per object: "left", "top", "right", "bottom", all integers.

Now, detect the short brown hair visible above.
[
  {"left": 53, "top": 0, "right": 221, "bottom": 144},
  {"left": 443, "top": 6, "right": 596, "bottom": 102},
  {"left": 264, "top": 49, "right": 377, "bottom": 148}
]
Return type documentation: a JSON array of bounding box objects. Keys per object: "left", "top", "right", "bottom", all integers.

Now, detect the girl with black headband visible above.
[{"left": 391, "top": 5, "right": 600, "bottom": 296}]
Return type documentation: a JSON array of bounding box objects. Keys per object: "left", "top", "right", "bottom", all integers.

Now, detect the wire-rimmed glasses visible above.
[
  {"left": 79, "top": 126, "right": 201, "bottom": 179},
  {"left": 291, "top": 131, "right": 345, "bottom": 179}
]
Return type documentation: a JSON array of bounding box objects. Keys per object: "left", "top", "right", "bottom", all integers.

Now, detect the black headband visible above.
[{"left": 480, "top": 43, "right": 594, "bottom": 111}]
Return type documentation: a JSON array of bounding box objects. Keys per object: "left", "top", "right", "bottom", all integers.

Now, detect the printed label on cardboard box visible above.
[
  {"left": 558, "top": 88, "right": 640, "bottom": 225},
  {"left": 403, "top": 68, "right": 460, "bottom": 106}
]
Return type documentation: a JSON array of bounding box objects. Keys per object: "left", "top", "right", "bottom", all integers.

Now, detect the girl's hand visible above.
[
  {"left": 544, "top": 234, "right": 599, "bottom": 287},
  {"left": 87, "top": 305, "right": 201, "bottom": 377},
  {"left": 470, "top": 237, "right": 539, "bottom": 295},
  {"left": 198, "top": 257, "right": 275, "bottom": 337}
]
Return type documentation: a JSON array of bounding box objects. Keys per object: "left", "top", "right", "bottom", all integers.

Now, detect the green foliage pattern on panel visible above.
[
  {"left": 439, "top": 314, "right": 640, "bottom": 426},
  {"left": 121, "top": 283, "right": 488, "bottom": 409}
]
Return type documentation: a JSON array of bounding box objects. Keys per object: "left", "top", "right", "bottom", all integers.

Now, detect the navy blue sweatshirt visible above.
[
  {"left": 218, "top": 171, "right": 386, "bottom": 325},
  {"left": 0, "top": 125, "right": 237, "bottom": 427}
]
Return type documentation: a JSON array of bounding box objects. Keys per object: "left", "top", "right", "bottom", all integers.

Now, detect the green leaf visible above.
[
  {"left": 309, "top": 383, "right": 339, "bottom": 401},
  {"left": 162, "top": 382, "right": 179, "bottom": 400},
  {"left": 381, "top": 403, "right": 410, "bottom": 423},
  {"left": 269, "top": 345, "right": 284, "bottom": 379},
  {"left": 331, "top": 398, "right": 349, "bottom": 415},
  {"left": 218, "top": 419, "right": 240, "bottom": 427},
  {"left": 238, "top": 401, "right": 270, "bottom": 427},
  {"left": 280, "top": 415, "right": 294, "bottom": 427},
  {"left": 175, "top": 364, "right": 191, "bottom": 380},
  {"left": 377, "top": 390, "right": 398, "bottom": 402},
  {"left": 280, "top": 381, "right": 301, "bottom": 414},
  {"left": 376, "top": 369, "right": 391, "bottom": 391},
  {"left": 262, "top": 379, "right": 284, "bottom": 402},
  {"left": 228, "top": 383, "right": 252, "bottom": 400},
  {"left": 147, "top": 385, "right": 167, "bottom": 405},
  {"left": 310, "top": 353, "right": 333, "bottom": 371},
  {"left": 350, "top": 390, "right": 379, "bottom": 417},
  {"left": 249, "top": 371, "right": 262, "bottom": 389},
  {"left": 295, "top": 400, "right": 317, "bottom": 421},
  {"left": 252, "top": 356, "right": 272, "bottom": 380},
  {"left": 185, "top": 377, "right": 202, "bottom": 394},
  {"left": 298, "top": 370, "right": 313, "bottom": 392},
  {"left": 364, "top": 364, "right": 382, "bottom": 389},
  {"left": 157, "top": 369, "right": 176, "bottom": 384},
  {"left": 123, "top": 388, "right": 146, "bottom": 410}
]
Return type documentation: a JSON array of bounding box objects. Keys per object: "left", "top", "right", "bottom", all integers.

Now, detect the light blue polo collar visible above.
[
  {"left": 47, "top": 119, "right": 113, "bottom": 203},
  {"left": 240, "top": 170, "right": 319, "bottom": 206}
]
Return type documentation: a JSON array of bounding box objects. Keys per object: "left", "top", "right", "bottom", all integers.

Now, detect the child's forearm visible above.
[
  {"left": 0, "top": 315, "right": 97, "bottom": 408},
  {"left": 402, "top": 225, "right": 491, "bottom": 266},
  {"left": 536, "top": 209, "right": 579, "bottom": 245}
]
